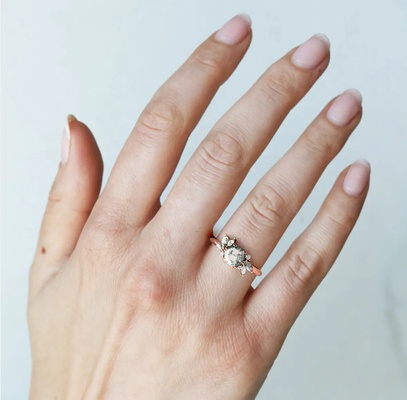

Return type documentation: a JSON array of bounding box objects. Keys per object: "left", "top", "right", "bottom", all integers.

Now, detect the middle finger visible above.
[{"left": 158, "top": 34, "right": 331, "bottom": 247}]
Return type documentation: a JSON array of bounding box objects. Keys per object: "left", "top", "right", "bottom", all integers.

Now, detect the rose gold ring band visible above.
[{"left": 210, "top": 235, "right": 262, "bottom": 276}]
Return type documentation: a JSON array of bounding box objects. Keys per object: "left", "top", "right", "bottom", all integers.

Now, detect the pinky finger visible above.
[{"left": 245, "top": 160, "right": 370, "bottom": 351}]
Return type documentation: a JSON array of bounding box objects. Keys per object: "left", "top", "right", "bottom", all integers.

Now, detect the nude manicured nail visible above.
[
  {"left": 327, "top": 89, "right": 362, "bottom": 127},
  {"left": 215, "top": 14, "right": 252, "bottom": 45},
  {"left": 343, "top": 160, "right": 371, "bottom": 196},
  {"left": 291, "top": 34, "right": 330, "bottom": 69},
  {"left": 61, "top": 114, "right": 76, "bottom": 164}
]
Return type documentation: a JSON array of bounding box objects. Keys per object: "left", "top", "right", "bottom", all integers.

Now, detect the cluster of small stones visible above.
[{"left": 221, "top": 235, "right": 253, "bottom": 275}]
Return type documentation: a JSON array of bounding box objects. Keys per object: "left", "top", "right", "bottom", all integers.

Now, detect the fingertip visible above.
[
  {"left": 214, "top": 14, "right": 252, "bottom": 46},
  {"left": 66, "top": 116, "right": 103, "bottom": 176},
  {"left": 326, "top": 89, "right": 363, "bottom": 128},
  {"left": 291, "top": 33, "right": 331, "bottom": 70},
  {"left": 342, "top": 159, "right": 371, "bottom": 197},
  {"left": 67, "top": 114, "right": 77, "bottom": 124}
]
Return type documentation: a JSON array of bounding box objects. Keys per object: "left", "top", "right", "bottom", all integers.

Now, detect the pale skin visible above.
[{"left": 28, "top": 14, "right": 370, "bottom": 399}]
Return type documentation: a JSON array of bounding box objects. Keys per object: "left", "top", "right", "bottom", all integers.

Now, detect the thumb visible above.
[{"left": 33, "top": 115, "right": 103, "bottom": 273}]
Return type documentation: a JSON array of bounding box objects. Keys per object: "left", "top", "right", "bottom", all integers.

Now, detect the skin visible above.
[{"left": 28, "top": 23, "right": 369, "bottom": 399}]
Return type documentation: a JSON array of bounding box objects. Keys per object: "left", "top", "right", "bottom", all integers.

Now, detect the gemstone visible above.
[
  {"left": 224, "top": 246, "right": 246, "bottom": 267},
  {"left": 227, "top": 239, "right": 236, "bottom": 247},
  {"left": 245, "top": 262, "right": 253, "bottom": 273},
  {"left": 221, "top": 236, "right": 229, "bottom": 245},
  {"left": 239, "top": 266, "right": 247, "bottom": 275},
  {"left": 245, "top": 254, "right": 251, "bottom": 260}
]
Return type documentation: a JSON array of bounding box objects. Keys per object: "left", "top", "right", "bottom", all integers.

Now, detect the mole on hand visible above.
[{"left": 41, "top": 247, "right": 46, "bottom": 254}]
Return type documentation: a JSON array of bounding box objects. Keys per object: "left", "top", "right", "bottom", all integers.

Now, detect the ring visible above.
[{"left": 210, "top": 234, "right": 262, "bottom": 276}]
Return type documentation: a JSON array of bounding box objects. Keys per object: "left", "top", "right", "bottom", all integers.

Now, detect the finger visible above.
[
  {"left": 245, "top": 161, "right": 370, "bottom": 356},
  {"left": 33, "top": 115, "right": 103, "bottom": 270},
  {"left": 200, "top": 89, "right": 363, "bottom": 304},
  {"left": 160, "top": 33, "right": 331, "bottom": 248},
  {"left": 96, "top": 14, "right": 252, "bottom": 228}
]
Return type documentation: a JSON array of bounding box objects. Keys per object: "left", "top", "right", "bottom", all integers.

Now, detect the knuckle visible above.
[
  {"left": 303, "top": 134, "right": 333, "bottom": 158},
  {"left": 78, "top": 210, "right": 131, "bottom": 263},
  {"left": 284, "top": 243, "right": 325, "bottom": 292},
  {"left": 123, "top": 257, "right": 172, "bottom": 312},
  {"left": 193, "top": 129, "right": 246, "bottom": 185},
  {"left": 261, "top": 69, "right": 298, "bottom": 106},
  {"left": 246, "top": 183, "right": 289, "bottom": 232},
  {"left": 188, "top": 47, "right": 225, "bottom": 76},
  {"left": 324, "top": 208, "right": 354, "bottom": 235},
  {"left": 85, "top": 217, "right": 127, "bottom": 243},
  {"left": 47, "top": 191, "right": 62, "bottom": 206},
  {"left": 136, "top": 97, "right": 184, "bottom": 139},
  {"left": 45, "top": 178, "right": 63, "bottom": 212}
]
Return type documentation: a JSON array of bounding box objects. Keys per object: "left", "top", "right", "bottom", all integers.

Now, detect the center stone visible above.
[{"left": 224, "top": 246, "right": 245, "bottom": 267}]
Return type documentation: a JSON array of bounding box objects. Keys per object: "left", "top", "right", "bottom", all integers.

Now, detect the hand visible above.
[{"left": 28, "top": 14, "right": 370, "bottom": 399}]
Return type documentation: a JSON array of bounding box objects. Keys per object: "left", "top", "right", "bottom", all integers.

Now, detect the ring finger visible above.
[{"left": 201, "top": 89, "right": 363, "bottom": 307}]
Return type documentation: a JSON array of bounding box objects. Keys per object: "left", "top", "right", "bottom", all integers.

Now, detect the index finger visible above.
[{"left": 93, "top": 14, "right": 253, "bottom": 229}]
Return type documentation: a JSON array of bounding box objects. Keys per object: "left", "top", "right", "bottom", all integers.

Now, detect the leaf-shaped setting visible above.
[
  {"left": 227, "top": 239, "right": 236, "bottom": 247},
  {"left": 221, "top": 236, "right": 229, "bottom": 246}
]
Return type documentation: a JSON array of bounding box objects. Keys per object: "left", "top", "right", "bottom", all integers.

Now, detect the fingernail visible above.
[
  {"left": 343, "top": 159, "right": 371, "bottom": 196},
  {"left": 215, "top": 14, "right": 252, "bottom": 45},
  {"left": 61, "top": 114, "right": 76, "bottom": 164},
  {"left": 327, "top": 89, "right": 362, "bottom": 127},
  {"left": 291, "top": 33, "right": 330, "bottom": 69}
]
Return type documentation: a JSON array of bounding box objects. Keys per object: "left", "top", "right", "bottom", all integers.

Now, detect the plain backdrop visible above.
[{"left": 2, "top": 0, "right": 407, "bottom": 398}]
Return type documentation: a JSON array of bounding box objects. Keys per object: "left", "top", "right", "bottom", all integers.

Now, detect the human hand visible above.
[{"left": 28, "top": 14, "right": 370, "bottom": 399}]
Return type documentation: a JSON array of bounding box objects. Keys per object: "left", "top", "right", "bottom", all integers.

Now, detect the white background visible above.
[{"left": 2, "top": 0, "right": 407, "bottom": 398}]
